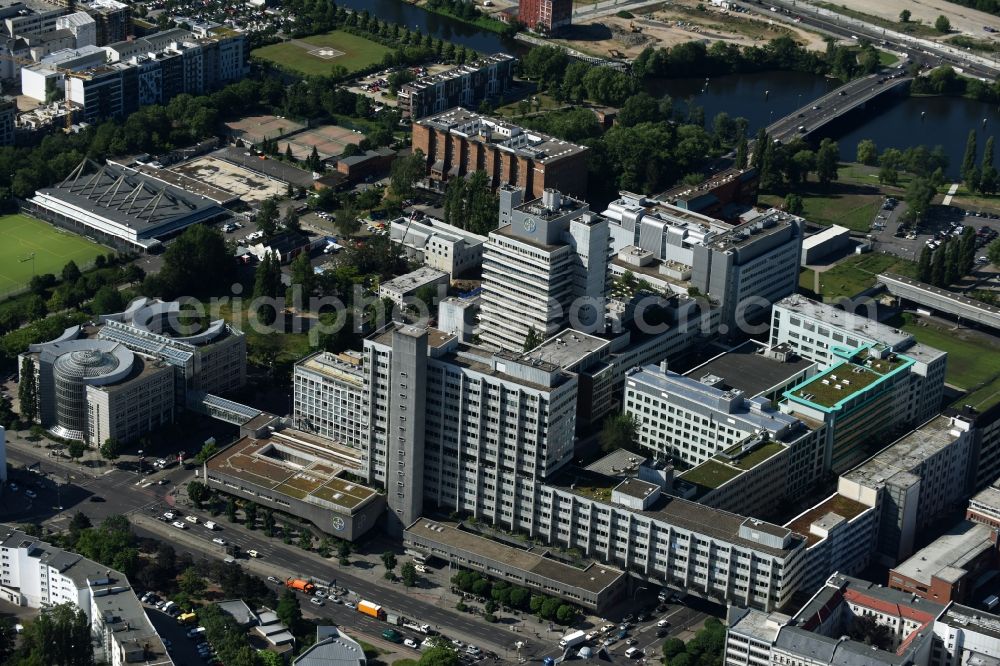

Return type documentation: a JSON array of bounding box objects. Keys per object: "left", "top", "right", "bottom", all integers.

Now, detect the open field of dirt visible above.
[{"left": 560, "top": 0, "right": 831, "bottom": 61}]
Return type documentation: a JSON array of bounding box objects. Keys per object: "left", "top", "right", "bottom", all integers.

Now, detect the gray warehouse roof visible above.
[{"left": 33, "top": 159, "right": 226, "bottom": 239}]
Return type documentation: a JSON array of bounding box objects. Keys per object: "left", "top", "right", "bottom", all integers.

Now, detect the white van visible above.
[
  {"left": 625, "top": 647, "right": 642, "bottom": 658},
  {"left": 204, "top": 521, "right": 216, "bottom": 530}
]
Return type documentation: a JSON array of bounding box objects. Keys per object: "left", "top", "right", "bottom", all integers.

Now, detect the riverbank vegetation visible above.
[{"left": 422, "top": 0, "right": 518, "bottom": 36}]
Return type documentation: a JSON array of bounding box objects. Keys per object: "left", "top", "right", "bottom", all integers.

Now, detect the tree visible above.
[
  {"left": 935, "top": 14, "right": 951, "bottom": 32},
  {"left": 917, "top": 245, "right": 932, "bottom": 283},
  {"left": 381, "top": 551, "right": 398, "bottom": 573},
  {"left": 931, "top": 244, "right": 946, "bottom": 286},
  {"left": 523, "top": 327, "right": 542, "bottom": 352},
  {"left": 816, "top": 138, "right": 840, "bottom": 186},
  {"left": 735, "top": 134, "right": 748, "bottom": 170},
  {"left": 193, "top": 441, "right": 218, "bottom": 465},
  {"left": 784, "top": 192, "right": 804, "bottom": 215},
  {"left": 390, "top": 149, "right": 425, "bottom": 200},
  {"left": 67, "top": 440, "right": 85, "bottom": 462},
  {"left": 276, "top": 589, "right": 303, "bottom": 633},
  {"left": 151, "top": 225, "right": 233, "bottom": 298},
  {"left": 187, "top": 480, "right": 209, "bottom": 508},
  {"left": 244, "top": 501, "right": 258, "bottom": 529},
  {"left": 225, "top": 498, "right": 237, "bottom": 522},
  {"left": 179, "top": 566, "right": 206, "bottom": 597},
  {"left": 0, "top": 617, "right": 14, "bottom": 664},
  {"left": 15, "top": 602, "right": 93, "bottom": 666},
  {"left": 856, "top": 139, "right": 877, "bottom": 166},
  {"left": 988, "top": 238, "right": 1000, "bottom": 265},
  {"left": 663, "top": 637, "right": 687, "bottom": 660},
  {"left": 337, "top": 540, "right": 352, "bottom": 565},
  {"left": 18, "top": 356, "right": 38, "bottom": 424},
  {"left": 90, "top": 284, "right": 124, "bottom": 315},
  {"left": 418, "top": 646, "right": 461, "bottom": 666},
  {"left": 944, "top": 239, "right": 960, "bottom": 285},
  {"left": 262, "top": 509, "right": 275, "bottom": 537},
  {"left": 905, "top": 177, "right": 936, "bottom": 221},
  {"left": 68, "top": 511, "right": 91, "bottom": 535},
  {"left": 285, "top": 144, "right": 294, "bottom": 161},
  {"left": 962, "top": 129, "right": 978, "bottom": 183},
  {"left": 899, "top": 9, "right": 911, "bottom": 22},
  {"left": 61, "top": 260, "right": 81, "bottom": 284},
  {"left": 283, "top": 206, "right": 301, "bottom": 233},
  {"left": 99, "top": 437, "right": 122, "bottom": 463},
  {"left": 600, "top": 412, "right": 637, "bottom": 452},
  {"left": 401, "top": 561, "right": 418, "bottom": 587},
  {"left": 255, "top": 198, "right": 280, "bottom": 239},
  {"left": 555, "top": 604, "right": 576, "bottom": 624}
]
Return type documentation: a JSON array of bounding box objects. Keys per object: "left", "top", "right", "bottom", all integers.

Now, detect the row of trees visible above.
[
  {"left": 629, "top": 35, "right": 882, "bottom": 81},
  {"left": 663, "top": 617, "right": 726, "bottom": 666},
  {"left": 755, "top": 132, "right": 842, "bottom": 192},
  {"left": 451, "top": 570, "right": 579, "bottom": 624},
  {"left": 916, "top": 228, "right": 979, "bottom": 287},
  {"left": 0, "top": 255, "right": 142, "bottom": 337},
  {"left": 960, "top": 130, "right": 1000, "bottom": 195}
]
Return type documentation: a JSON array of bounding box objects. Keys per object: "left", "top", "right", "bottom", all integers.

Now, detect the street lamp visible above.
[{"left": 137, "top": 449, "right": 144, "bottom": 480}]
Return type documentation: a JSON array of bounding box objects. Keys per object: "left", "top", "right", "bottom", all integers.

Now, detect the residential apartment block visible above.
[
  {"left": 293, "top": 351, "right": 367, "bottom": 452},
  {"left": 518, "top": 0, "right": 572, "bottom": 32},
  {"left": 412, "top": 108, "right": 589, "bottom": 200},
  {"left": 479, "top": 188, "right": 609, "bottom": 351},
  {"left": 0, "top": 527, "right": 171, "bottom": 666},
  {"left": 25, "top": 28, "right": 249, "bottom": 123},
  {"left": 603, "top": 194, "right": 804, "bottom": 334},
  {"left": 725, "top": 574, "right": 945, "bottom": 666},
  {"left": 399, "top": 53, "right": 514, "bottom": 119}
]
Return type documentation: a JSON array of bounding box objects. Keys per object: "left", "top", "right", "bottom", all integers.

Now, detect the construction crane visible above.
[{"left": 0, "top": 52, "right": 86, "bottom": 132}]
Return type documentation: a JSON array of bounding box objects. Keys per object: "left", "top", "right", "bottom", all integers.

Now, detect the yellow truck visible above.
[{"left": 177, "top": 611, "right": 197, "bottom": 625}]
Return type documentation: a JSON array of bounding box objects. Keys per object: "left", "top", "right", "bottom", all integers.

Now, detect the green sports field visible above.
[
  {"left": 252, "top": 31, "right": 392, "bottom": 77},
  {"left": 0, "top": 214, "right": 106, "bottom": 294}
]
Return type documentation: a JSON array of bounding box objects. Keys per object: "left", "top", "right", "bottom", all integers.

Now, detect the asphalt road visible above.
[
  {"left": 734, "top": 0, "right": 999, "bottom": 80},
  {"left": 130, "top": 512, "right": 544, "bottom": 659},
  {"left": 766, "top": 73, "right": 912, "bottom": 144}
]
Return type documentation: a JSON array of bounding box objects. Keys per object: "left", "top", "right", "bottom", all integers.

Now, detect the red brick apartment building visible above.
[
  {"left": 411, "top": 107, "right": 588, "bottom": 200},
  {"left": 519, "top": 0, "right": 572, "bottom": 32}
]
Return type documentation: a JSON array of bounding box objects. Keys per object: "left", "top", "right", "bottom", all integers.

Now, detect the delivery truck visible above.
[
  {"left": 286, "top": 578, "right": 315, "bottom": 594},
  {"left": 358, "top": 600, "right": 386, "bottom": 620},
  {"left": 559, "top": 630, "right": 586, "bottom": 649}
]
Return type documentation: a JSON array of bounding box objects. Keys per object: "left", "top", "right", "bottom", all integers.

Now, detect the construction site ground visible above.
[{"left": 552, "top": 0, "right": 831, "bottom": 61}]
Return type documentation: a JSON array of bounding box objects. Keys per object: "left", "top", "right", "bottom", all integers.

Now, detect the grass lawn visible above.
[
  {"left": 0, "top": 214, "right": 105, "bottom": 295},
  {"left": 815, "top": 2, "right": 938, "bottom": 37},
  {"left": 945, "top": 185, "right": 1000, "bottom": 215},
  {"left": 957, "top": 375, "right": 1000, "bottom": 412},
  {"left": 877, "top": 50, "right": 899, "bottom": 66},
  {"left": 814, "top": 253, "right": 917, "bottom": 300},
  {"left": 679, "top": 460, "right": 741, "bottom": 491},
  {"left": 252, "top": 31, "right": 392, "bottom": 77},
  {"left": 760, "top": 165, "right": 906, "bottom": 233},
  {"left": 888, "top": 312, "right": 1000, "bottom": 390},
  {"left": 799, "top": 268, "right": 817, "bottom": 295}
]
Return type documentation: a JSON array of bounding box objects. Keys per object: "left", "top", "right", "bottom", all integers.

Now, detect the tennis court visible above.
[{"left": 281, "top": 124, "right": 364, "bottom": 161}]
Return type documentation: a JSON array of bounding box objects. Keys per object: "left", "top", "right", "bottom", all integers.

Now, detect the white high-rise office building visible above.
[
  {"left": 479, "top": 187, "right": 610, "bottom": 352},
  {"left": 363, "top": 323, "right": 578, "bottom": 535}
]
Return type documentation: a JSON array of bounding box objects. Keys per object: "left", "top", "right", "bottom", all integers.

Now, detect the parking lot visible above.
[{"left": 869, "top": 200, "right": 1000, "bottom": 263}]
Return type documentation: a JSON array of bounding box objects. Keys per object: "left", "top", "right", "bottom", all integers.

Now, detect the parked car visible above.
[
  {"left": 309, "top": 597, "right": 324, "bottom": 606},
  {"left": 404, "top": 638, "right": 418, "bottom": 648}
]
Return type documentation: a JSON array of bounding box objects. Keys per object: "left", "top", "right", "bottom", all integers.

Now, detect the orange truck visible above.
[
  {"left": 286, "top": 578, "right": 315, "bottom": 594},
  {"left": 357, "top": 600, "right": 386, "bottom": 620}
]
